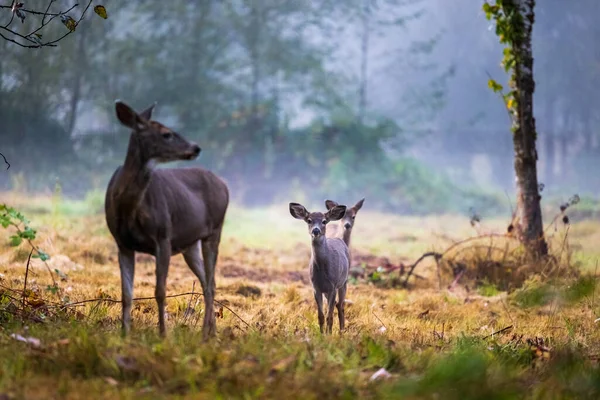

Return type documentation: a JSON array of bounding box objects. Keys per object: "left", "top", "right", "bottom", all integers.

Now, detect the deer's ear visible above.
[
  {"left": 115, "top": 100, "right": 147, "bottom": 131},
  {"left": 326, "top": 205, "right": 346, "bottom": 221},
  {"left": 289, "top": 203, "right": 308, "bottom": 220},
  {"left": 353, "top": 198, "right": 365, "bottom": 212},
  {"left": 139, "top": 102, "right": 157, "bottom": 121},
  {"left": 325, "top": 200, "right": 338, "bottom": 210}
]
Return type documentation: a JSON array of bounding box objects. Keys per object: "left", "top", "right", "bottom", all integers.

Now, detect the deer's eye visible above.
[
  {"left": 307, "top": 218, "right": 312, "bottom": 224},
  {"left": 352, "top": 216, "right": 356, "bottom": 220},
  {"left": 162, "top": 132, "right": 173, "bottom": 140},
  {"left": 323, "top": 220, "right": 328, "bottom": 225}
]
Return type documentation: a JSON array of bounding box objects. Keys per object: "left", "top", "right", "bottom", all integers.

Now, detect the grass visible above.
[{"left": 0, "top": 191, "right": 599, "bottom": 399}]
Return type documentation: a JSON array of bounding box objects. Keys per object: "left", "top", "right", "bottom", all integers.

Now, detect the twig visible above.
[
  {"left": 0, "top": 152, "right": 9, "bottom": 169},
  {"left": 483, "top": 325, "right": 513, "bottom": 339},
  {"left": 21, "top": 248, "right": 34, "bottom": 311},
  {"left": 447, "top": 269, "right": 465, "bottom": 290},
  {"left": 42, "top": 1, "right": 93, "bottom": 47},
  {"left": 182, "top": 281, "right": 196, "bottom": 325},
  {"left": 485, "top": 69, "right": 513, "bottom": 124},
  {"left": 42, "top": 0, "right": 55, "bottom": 25},
  {"left": 402, "top": 251, "right": 442, "bottom": 288},
  {"left": 0, "top": 3, "right": 65, "bottom": 17},
  {"left": 500, "top": 299, "right": 516, "bottom": 327},
  {"left": 0, "top": 1, "right": 92, "bottom": 48},
  {"left": 57, "top": 291, "right": 252, "bottom": 330},
  {"left": 372, "top": 310, "right": 386, "bottom": 329},
  {"left": 29, "top": 3, "right": 78, "bottom": 38}
]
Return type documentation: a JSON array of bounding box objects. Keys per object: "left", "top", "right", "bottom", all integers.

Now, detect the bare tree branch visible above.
[
  {"left": 0, "top": 152, "right": 9, "bottom": 170},
  {"left": 0, "top": 1, "right": 94, "bottom": 48}
]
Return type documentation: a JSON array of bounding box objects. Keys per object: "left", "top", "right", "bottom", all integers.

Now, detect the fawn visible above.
[
  {"left": 325, "top": 198, "right": 365, "bottom": 248},
  {"left": 289, "top": 202, "right": 350, "bottom": 334},
  {"left": 105, "top": 100, "right": 229, "bottom": 339}
]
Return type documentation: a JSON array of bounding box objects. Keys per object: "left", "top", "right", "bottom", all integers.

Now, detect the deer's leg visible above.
[
  {"left": 155, "top": 240, "right": 172, "bottom": 337},
  {"left": 201, "top": 229, "right": 222, "bottom": 340},
  {"left": 118, "top": 248, "right": 135, "bottom": 336},
  {"left": 336, "top": 283, "right": 347, "bottom": 334},
  {"left": 314, "top": 290, "right": 325, "bottom": 334},
  {"left": 182, "top": 241, "right": 208, "bottom": 293},
  {"left": 325, "top": 290, "right": 337, "bottom": 334}
]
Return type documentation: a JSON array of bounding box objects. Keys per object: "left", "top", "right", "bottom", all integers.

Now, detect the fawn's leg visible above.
[
  {"left": 118, "top": 248, "right": 135, "bottom": 337},
  {"left": 336, "top": 283, "right": 347, "bottom": 334},
  {"left": 314, "top": 290, "right": 325, "bottom": 333},
  {"left": 326, "top": 290, "right": 337, "bottom": 334},
  {"left": 155, "top": 240, "right": 172, "bottom": 337}
]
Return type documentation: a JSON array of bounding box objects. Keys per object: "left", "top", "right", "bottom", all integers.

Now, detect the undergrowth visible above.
[{"left": 0, "top": 191, "right": 598, "bottom": 399}]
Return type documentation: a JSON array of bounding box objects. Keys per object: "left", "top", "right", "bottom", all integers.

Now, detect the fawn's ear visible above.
[
  {"left": 115, "top": 100, "right": 148, "bottom": 131},
  {"left": 326, "top": 205, "right": 346, "bottom": 221},
  {"left": 139, "top": 102, "right": 157, "bottom": 121},
  {"left": 325, "top": 200, "right": 338, "bottom": 210},
  {"left": 353, "top": 198, "right": 365, "bottom": 212},
  {"left": 289, "top": 203, "right": 309, "bottom": 220}
]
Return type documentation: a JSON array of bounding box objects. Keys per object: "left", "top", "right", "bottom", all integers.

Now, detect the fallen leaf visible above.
[
  {"left": 94, "top": 5, "right": 108, "bottom": 19},
  {"left": 369, "top": 367, "right": 392, "bottom": 381}
]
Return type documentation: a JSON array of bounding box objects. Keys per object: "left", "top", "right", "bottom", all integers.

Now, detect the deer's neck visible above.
[
  {"left": 342, "top": 227, "right": 352, "bottom": 247},
  {"left": 113, "top": 134, "right": 153, "bottom": 214},
  {"left": 311, "top": 236, "right": 330, "bottom": 266}
]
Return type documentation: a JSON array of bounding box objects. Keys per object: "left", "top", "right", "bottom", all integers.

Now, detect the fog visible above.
[{"left": 1, "top": 0, "right": 598, "bottom": 216}]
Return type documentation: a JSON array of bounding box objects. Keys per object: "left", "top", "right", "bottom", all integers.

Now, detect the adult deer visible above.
[{"left": 105, "top": 100, "right": 229, "bottom": 339}]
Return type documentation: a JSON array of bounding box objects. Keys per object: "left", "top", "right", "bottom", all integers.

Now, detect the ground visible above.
[{"left": 0, "top": 191, "right": 599, "bottom": 399}]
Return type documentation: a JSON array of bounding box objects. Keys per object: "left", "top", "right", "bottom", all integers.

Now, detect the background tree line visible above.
[{"left": 0, "top": 0, "right": 598, "bottom": 215}]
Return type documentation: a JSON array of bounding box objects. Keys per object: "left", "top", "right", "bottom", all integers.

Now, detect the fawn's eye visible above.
[
  {"left": 162, "top": 132, "right": 173, "bottom": 140},
  {"left": 307, "top": 218, "right": 312, "bottom": 224},
  {"left": 323, "top": 220, "right": 328, "bottom": 225},
  {"left": 352, "top": 216, "right": 356, "bottom": 220}
]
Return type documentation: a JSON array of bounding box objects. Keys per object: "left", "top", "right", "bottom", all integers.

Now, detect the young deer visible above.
[
  {"left": 289, "top": 202, "right": 349, "bottom": 334},
  {"left": 105, "top": 100, "right": 229, "bottom": 339},
  {"left": 325, "top": 198, "right": 365, "bottom": 248}
]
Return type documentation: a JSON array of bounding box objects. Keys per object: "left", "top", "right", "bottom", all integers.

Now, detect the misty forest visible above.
[{"left": 1, "top": 0, "right": 599, "bottom": 398}]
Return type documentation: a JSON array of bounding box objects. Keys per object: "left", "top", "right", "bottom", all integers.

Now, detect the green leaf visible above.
[
  {"left": 9, "top": 235, "right": 22, "bottom": 247},
  {"left": 33, "top": 250, "right": 50, "bottom": 261},
  {"left": 487, "top": 79, "right": 503, "bottom": 93}
]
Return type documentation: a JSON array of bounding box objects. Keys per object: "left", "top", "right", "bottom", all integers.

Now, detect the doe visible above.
[
  {"left": 105, "top": 100, "right": 229, "bottom": 339},
  {"left": 289, "top": 202, "right": 349, "bottom": 334},
  {"left": 325, "top": 198, "right": 365, "bottom": 248}
]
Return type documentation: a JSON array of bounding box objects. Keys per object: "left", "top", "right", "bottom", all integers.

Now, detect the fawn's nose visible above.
[
  {"left": 311, "top": 227, "right": 321, "bottom": 236},
  {"left": 344, "top": 222, "right": 352, "bottom": 229}
]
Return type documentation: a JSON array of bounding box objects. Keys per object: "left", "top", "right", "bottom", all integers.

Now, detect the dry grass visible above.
[{"left": 0, "top": 191, "right": 599, "bottom": 399}]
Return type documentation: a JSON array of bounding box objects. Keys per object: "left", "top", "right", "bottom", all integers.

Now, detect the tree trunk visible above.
[
  {"left": 511, "top": 0, "right": 548, "bottom": 257},
  {"left": 357, "top": 0, "right": 370, "bottom": 125},
  {"left": 66, "top": 26, "right": 88, "bottom": 137}
]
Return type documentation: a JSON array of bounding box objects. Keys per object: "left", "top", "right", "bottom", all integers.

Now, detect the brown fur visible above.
[{"left": 105, "top": 100, "right": 229, "bottom": 339}]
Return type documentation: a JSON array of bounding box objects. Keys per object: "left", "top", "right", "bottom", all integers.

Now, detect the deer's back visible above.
[
  {"left": 105, "top": 166, "right": 229, "bottom": 255},
  {"left": 310, "top": 238, "right": 350, "bottom": 293}
]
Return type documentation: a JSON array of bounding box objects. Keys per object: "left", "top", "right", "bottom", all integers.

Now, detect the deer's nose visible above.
[
  {"left": 312, "top": 227, "right": 321, "bottom": 236},
  {"left": 344, "top": 222, "right": 352, "bottom": 229},
  {"left": 191, "top": 144, "right": 201, "bottom": 156}
]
